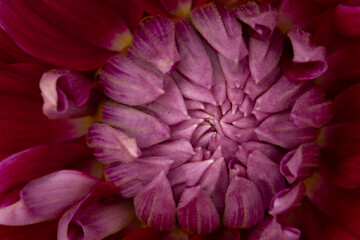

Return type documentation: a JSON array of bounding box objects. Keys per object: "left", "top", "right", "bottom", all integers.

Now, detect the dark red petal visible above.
[
  {"left": 331, "top": 83, "right": 360, "bottom": 123},
  {"left": 0, "top": 220, "right": 57, "bottom": 240},
  {"left": 334, "top": 4, "right": 360, "bottom": 37}
]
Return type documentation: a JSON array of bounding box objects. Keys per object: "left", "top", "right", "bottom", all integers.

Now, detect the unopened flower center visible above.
[{"left": 87, "top": 2, "right": 330, "bottom": 235}]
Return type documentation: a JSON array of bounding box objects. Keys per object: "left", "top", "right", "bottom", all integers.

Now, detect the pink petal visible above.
[
  {"left": 101, "top": 102, "right": 170, "bottom": 148},
  {"left": 334, "top": 4, "right": 360, "bottom": 37},
  {"left": 58, "top": 181, "right": 134, "bottom": 240},
  {"left": 105, "top": 157, "right": 173, "bottom": 198},
  {"left": 170, "top": 118, "right": 204, "bottom": 141},
  {"left": 129, "top": 16, "right": 180, "bottom": 75},
  {"left": 236, "top": 141, "right": 284, "bottom": 165},
  {"left": 189, "top": 5, "right": 248, "bottom": 63},
  {"left": 255, "top": 111, "right": 317, "bottom": 149},
  {"left": 177, "top": 186, "right": 220, "bottom": 234},
  {"left": 145, "top": 76, "right": 189, "bottom": 125},
  {"left": 255, "top": 75, "right": 309, "bottom": 113},
  {"left": 172, "top": 71, "right": 217, "bottom": 105},
  {"left": 281, "top": 28, "right": 327, "bottom": 81},
  {"left": 220, "top": 56, "right": 249, "bottom": 89},
  {"left": 0, "top": 1, "right": 132, "bottom": 70},
  {"left": 0, "top": 142, "right": 93, "bottom": 198},
  {"left": 142, "top": 139, "right": 195, "bottom": 169},
  {"left": 199, "top": 158, "right": 228, "bottom": 213},
  {"left": 247, "top": 150, "right": 286, "bottom": 207},
  {"left": 224, "top": 177, "right": 264, "bottom": 228},
  {"left": 134, "top": 171, "right": 176, "bottom": 231},
  {"left": 291, "top": 86, "right": 333, "bottom": 127},
  {"left": 247, "top": 216, "right": 301, "bottom": 240},
  {"left": 40, "top": 69, "right": 100, "bottom": 119},
  {"left": 87, "top": 123, "right": 141, "bottom": 164},
  {"left": 280, "top": 143, "right": 320, "bottom": 183},
  {"left": 0, "top": 170, "right": 99, "bottom": 225},
  {"left": 268, "top": 182, "right": 306, "bottom": 215},
  {"left": 248, "top": 29, "right": 284, "bottom": 83},
  {"left": 175, "top": 20, "right": 214, "bottom": 89},
  {"left": 233, "top": 2, "right": 279, "bottom": 40},
  {"left": 100, "top": 55, "right": 164, "bottom": 106},
  {"left": 167, "top": 160, "right": 213, "bottom": 200}
]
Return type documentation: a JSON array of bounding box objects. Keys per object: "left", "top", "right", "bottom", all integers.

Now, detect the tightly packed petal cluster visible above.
[
  {"left": 0, "top": 0, "right": 359, "bottom": 239},
  {"left": 88, "top": 2, "right": 331, "bottom": 236}
]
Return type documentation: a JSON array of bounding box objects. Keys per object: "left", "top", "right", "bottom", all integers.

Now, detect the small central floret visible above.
[{"left": 87, "top": 2, "right": 331, "bottom": 235}]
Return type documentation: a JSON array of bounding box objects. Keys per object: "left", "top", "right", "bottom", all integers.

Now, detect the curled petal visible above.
[
  {"left": 233, "top": 2, "right": 279, "bottom": 40},
  {"left": 134, "top": 171, "right": 176, "bottom": 231},
  {"left": 100, "top": 55, "right": 164, "bottom": 105},
  {"left": 224, "top": 177, "right": 264, "bottom": 228},
  {"left": 248, "top": 29, "right": 283, "bottom": 83},
  {"left": 255, "top": 111, "right": 317, "bottom": 149},
  {"left": 190, "top": 5, "right": 248, "bottom": 63},
  {"left": 105, "top": 157, "right": 173, "bottom": 198},
  {"left": 0, "top": 142, "right": 93, "bottom": 197},
  {"left": 58, "top": 182, "right": 134, "bottom": 240},
  {"left": 142, "top": 139, "right": 194, "bottom": 169},
  {"left": 129, "top": 16, "right": 179, "bottom": 75},
  {"left": 280, "top": 143, "right": 319, "bottom": 183},
  {"left": 281, "top": 28, "right": 327, "bottom": 81},
  {"left": 255, "top": 75, "right": 309, "bottom": 113},
  {"left": 101, "top": 102, "right": 170, "bottom": 148},
  {"left": 0, "top": 170, "right": 99, "bottom": 225},
  {"left": 40, "top": 70, "right": 100, "bottom": 119},
  {"left": 87, "top": 123, "right": 141, "bottom": 164},
  {"left": 269, "top": 182, "right": 306, "bottom": 215},
  {"left": 175, "top": 21, "right": 214, "bottom": 89},
  {"left": 177, "top": 186, "right": 220, "bottom": 234},
  {"left": 247, "top": 150, "right": 286, "bottom": 207}
]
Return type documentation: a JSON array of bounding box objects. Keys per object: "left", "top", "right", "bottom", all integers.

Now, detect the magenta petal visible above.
[
  {"left": 280, "top": 143, "right": 320, "bottom": 183},
  {"left": 247, "top": 216, "right": 301, "bottom": 240},
  {"left": 129, "top": 16, "right": 179, "bottom": 75},
  {"left": 101, "top": 102, "right": 170, "bottom": 148},
  {"left": 233, "top": 2, "right": 279, "bottom": 40},
  {"left": 224, "top": 177, "right": 264, "bottom": 228},
  {"left": 248, "top": 29, "right": 284, "bottom": 83},
  {"left": 87, "top": 123, "right": 141, "bottom": 164},
  {"left": 172, "top": 71, "right": 217, "bottom": 105},
  {"left": 199, "top": 158, "right": 228, "bottom": 213},
  {"left": 40, "top": 69, "right": 99, "bottom": 119},
  {"left": 58, "top": 182, "right": 134, "bottom": 240},
  {"left": 190, "top": 5, "right": 248, "bottom": 63},
  {"left": 255, "top": 75, "right": 309, "bottom": 113},
  {"left": 247, "top": 150, "right": 286, "bottom": 208},
  {"left": 175, "top": 21, "right": 214, "bottom": 89},
  {"left": 142, "top": 139, "right": 194, "bottom": 169},
  {"left": 145, "top": 76, "right": 189, "bottom": 125},
  {"left": 220, "top": 56, "right": 249, "bottom": 89},
  {"left": 334, "top": 4, "right": 360, "bottom": 37},
  {"left": 134, "top": 171, "right": 176, "bottom": 231},
  {"left": 255, "top": 111, "right": 317, "bottom": 149},
  {"left": 0, "top": 170, "right": 99, "bottom": 225},
  {"left": 281, "top": 28, "right": 327, "bottom": 81},
  {"left": 0, "top": 1, "right": 123, "bottom": 70},
  {"left": 269, "top": 182, "right": 306, "bottom": 216},
  {"left": 177, "top": 186, "right": 220, "bottom": 234},
  {"left": 167, "top": 160, "right": 213, "bottom": 200},
  {"left": 105, "top": 157, "right": 173, "bottom": 198},
  {"left": 0, "top": 142, "right": 93, "bottom": 197},
  {"left": 171, "top": 118, "right": 204, "bottom": 141},
  {"left": 291, "top": 86, "right": 332, "bottom": 128},
  {"left": 100, "top": 55, "right": 164, "bottom": 105}
]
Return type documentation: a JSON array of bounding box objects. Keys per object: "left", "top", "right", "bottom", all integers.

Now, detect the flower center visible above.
[{"left": 87, "top": 2, "right": 331, "bottom": 234}]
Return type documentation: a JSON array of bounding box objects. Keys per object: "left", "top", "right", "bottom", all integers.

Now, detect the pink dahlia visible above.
[{"left": 0, "top": 0, "right": 358, "bottom": 239}]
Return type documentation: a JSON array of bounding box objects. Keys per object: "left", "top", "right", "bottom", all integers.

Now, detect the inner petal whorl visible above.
[{"left": 90, "top": 2, "right": 331, "bottom": 235}]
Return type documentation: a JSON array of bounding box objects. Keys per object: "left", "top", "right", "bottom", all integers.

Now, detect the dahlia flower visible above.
[{"left": 0, "top": 0, "right": 358, "bottom": 239}]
